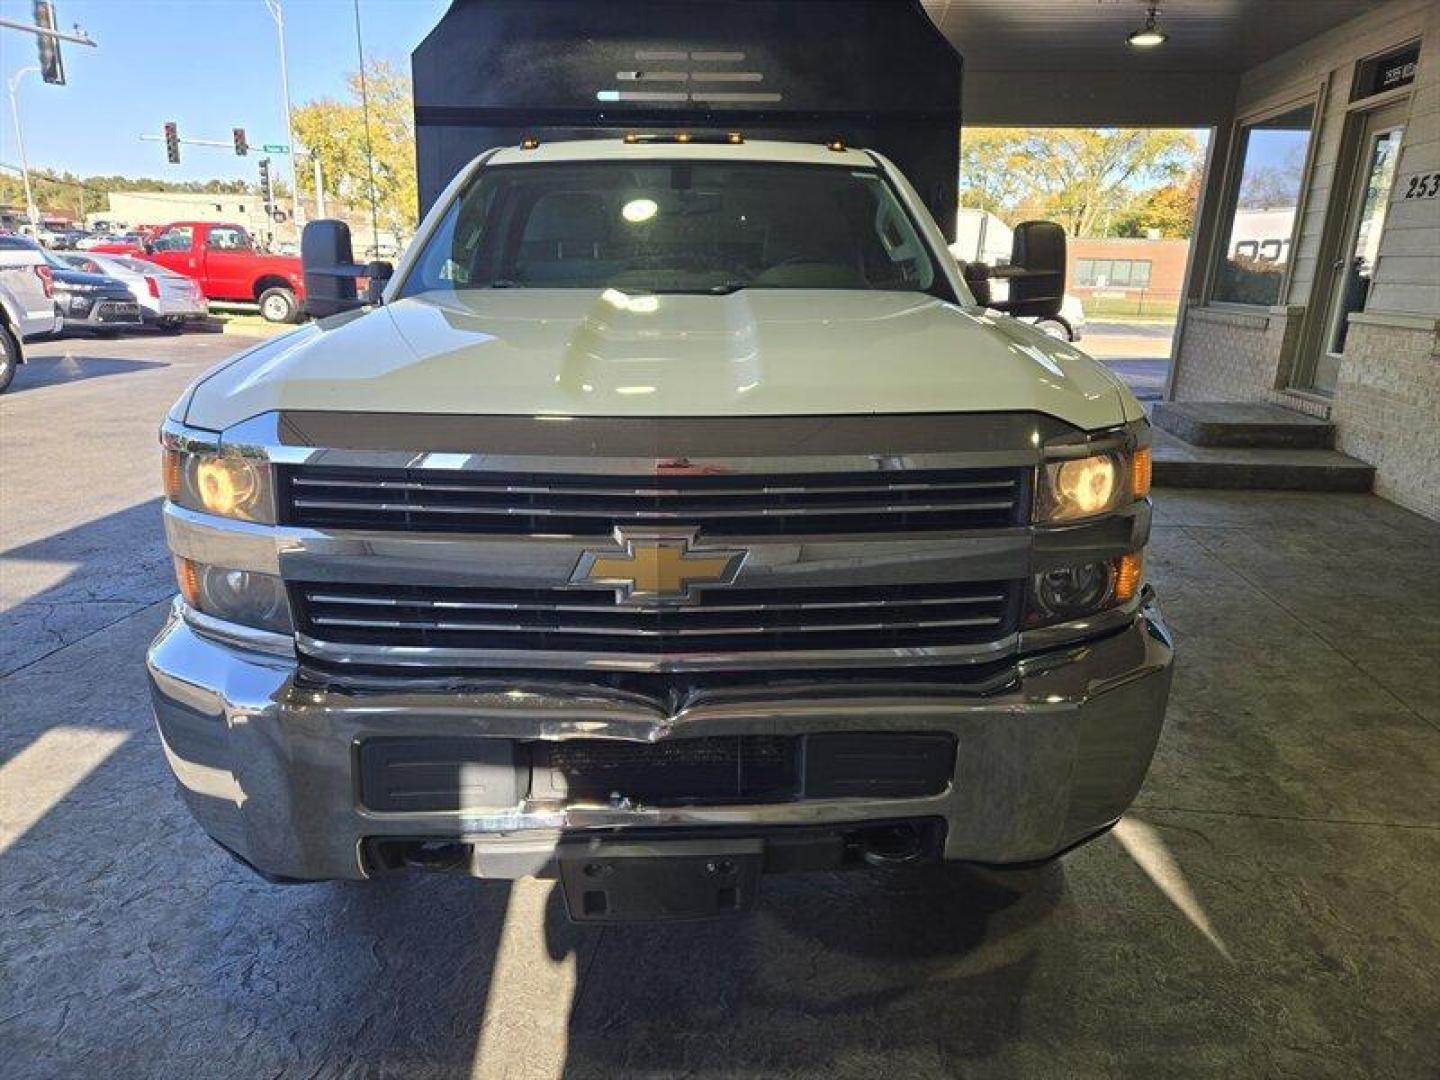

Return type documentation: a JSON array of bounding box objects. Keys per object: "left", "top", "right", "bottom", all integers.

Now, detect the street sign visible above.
[{"left": 261, "top": 144, "right": 290, "bottom": 154}]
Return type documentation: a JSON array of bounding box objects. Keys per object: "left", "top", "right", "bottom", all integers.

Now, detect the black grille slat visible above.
[
  {"left": 541, "top": 735, "right": 799, "bottom": 805},
  {"left": 293, "top": 580, "right": 1020, "bottom": 656},
  {"left": 281, "top": 465, "right": 1029, "bottom": 536}
]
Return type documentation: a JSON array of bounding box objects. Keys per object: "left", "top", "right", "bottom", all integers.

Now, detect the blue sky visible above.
[{"left": 0, "top": 0, "right": 448, "bottom": 182}]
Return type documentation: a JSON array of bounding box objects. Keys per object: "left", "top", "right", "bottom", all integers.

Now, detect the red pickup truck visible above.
[{"left": 94, "top": 221, "right": 306, "bottom": 323}]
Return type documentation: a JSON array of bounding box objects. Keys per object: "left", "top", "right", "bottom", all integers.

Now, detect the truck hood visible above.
[{"left": 183, "top": 289, "right": 1136, "bottom": 432}]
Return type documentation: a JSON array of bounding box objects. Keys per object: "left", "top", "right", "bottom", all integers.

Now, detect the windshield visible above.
[{"left": 402, "top": 161, "right": 944, "bottom": 297}]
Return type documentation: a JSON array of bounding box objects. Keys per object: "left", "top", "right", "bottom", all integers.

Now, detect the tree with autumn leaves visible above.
[
  {"left": 959, "top": 127, "right": 1205, "bottom": 239},
  {"left": 292, "top": 60, "right": 418, "bottom": 241}
]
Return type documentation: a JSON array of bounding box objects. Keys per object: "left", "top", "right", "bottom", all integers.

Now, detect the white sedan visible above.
[{"left": 58, "top": 253, "right": 207, "bottom": 329}]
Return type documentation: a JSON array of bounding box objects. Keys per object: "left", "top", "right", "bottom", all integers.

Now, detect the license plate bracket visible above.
[{"left": 557, "top": 838, "right": 763, "bottom": 923}]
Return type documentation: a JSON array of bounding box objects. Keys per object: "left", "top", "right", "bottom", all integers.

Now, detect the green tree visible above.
[
  {"left": 959, "top": 128, "right": 1203, "bottom": 238},
  {"left": 1113, "top": 171, "right": 1202, "bottom": 238},
  {"left": 293, "top": 59, "right": 418, "bottom": 238},
  {"left": 0, "top": 169, "right": 256, "bottom": 220}
]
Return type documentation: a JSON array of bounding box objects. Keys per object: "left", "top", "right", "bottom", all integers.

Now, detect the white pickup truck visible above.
[{"left": 148, "top": 136, "right": 1172, "bottom": 921}]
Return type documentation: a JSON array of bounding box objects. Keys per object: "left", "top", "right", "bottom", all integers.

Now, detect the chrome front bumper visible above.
[{"left": 146, "top": 593, "right": 1174, "bottom": 882}]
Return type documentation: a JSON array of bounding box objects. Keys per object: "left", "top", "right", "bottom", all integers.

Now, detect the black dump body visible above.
[{"left": 411, "top": 0, "right": 962, "bottom": 233}]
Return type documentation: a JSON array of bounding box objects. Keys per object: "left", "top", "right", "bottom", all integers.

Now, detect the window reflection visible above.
[{"left": 1213, "top": 104, "right": 1315, "bottom": 306}]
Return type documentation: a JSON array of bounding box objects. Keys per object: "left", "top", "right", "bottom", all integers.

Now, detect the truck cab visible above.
[
  {"left": 147, "top": 134, "right": 1173, "bottom": 919},
  {"left": 97, "top": 221, "right": 305, "bottom": 323}
]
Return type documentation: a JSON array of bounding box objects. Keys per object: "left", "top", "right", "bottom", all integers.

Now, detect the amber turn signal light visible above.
[
  {"left": 162, "top": 447, "right": 183, "bottom": 501},
  {"left": 1131, "top": 447, "right": 1153, "bottom": 499},
  {"left": 1114, "top": 552, "right": 1144, "bottom": 603},
  {"left": 174, "top": 556, "right": 202, "bottom": 608}
]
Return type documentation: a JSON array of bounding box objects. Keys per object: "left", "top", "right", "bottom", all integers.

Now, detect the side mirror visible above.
[
  {"left": 958, "top": 260, "right": 994, "bottom": 307},
  {"left": 302, "top": 220, "right": 365, "bottom": 318},
  {"left": 988, "top": 220, "right": 1066, "bottom": 320},
  {"left": 363, "top": 260, "right": 393, "bottom": 306}
]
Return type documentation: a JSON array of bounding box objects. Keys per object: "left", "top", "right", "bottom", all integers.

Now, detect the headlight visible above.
[
  {"left": 163, "top": 447, "right": 274, "bottom": 523},
  {"left": 1027, "top": 552, "right": 1143, "bottom": 626},
  {"left": 175, "top": 558, "right": 292, "bottom": 634},
  {"left": 1036, "top": 446, "right": 1151, "bottom": 523}
]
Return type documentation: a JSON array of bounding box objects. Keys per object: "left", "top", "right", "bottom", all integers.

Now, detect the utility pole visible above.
[
  {"left": 262, "top": 0, "right": 303, "bottom": 232},
  {"left": 312, "top": 151, "right": 325, "bottom": 218},
  {"left": 6, "top": 67, "right": 40, "bottom": 232}
]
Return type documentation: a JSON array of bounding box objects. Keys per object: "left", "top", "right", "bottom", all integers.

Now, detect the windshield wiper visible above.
[{"left": 708, "top": 281, "right": 750, "bottom": 295}]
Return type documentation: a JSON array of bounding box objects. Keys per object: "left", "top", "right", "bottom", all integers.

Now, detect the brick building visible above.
[
  {"left": 1066, "top": 237, "right": 1190, "bottom": 307},
  {"left": 936, "top": 0, "right": 1439, "bottom": 521},
  {"left": 1166, "top": 0, "right": 1439, "bottom": 518}
]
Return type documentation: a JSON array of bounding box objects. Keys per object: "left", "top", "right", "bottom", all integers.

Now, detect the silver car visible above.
[
  {"left": 0, "top": 235, "right": 64, "bottom": 390},
  {"left": 59, "top": 252, "right": 207, "bottom": 330},
  {"left": 0, "top": 235, "right": 64, "bottom": 339}
]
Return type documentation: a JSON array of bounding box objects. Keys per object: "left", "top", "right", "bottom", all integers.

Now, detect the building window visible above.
[
  {"left": 1075, "top": 258, "right": 1153, "bottom": 288},
  {"left": 1212, "top": 103, "right": 1316, "bottom": 306}
]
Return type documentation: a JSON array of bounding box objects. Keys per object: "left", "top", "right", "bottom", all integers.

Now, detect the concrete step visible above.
[
  {"left": 1150, "top": 429, "right": 1374, "bottom": 492},
  {"left": 1151, "top": 400, "right": 1334, "bottom": 449}
]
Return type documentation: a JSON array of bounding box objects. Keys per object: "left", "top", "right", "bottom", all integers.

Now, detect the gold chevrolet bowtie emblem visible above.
[{"left": 571, "top": 529, "right": 746, "bottom": 604}]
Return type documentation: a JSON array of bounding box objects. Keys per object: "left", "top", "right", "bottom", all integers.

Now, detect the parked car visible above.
[
  {"left": 0, "top": 233, "right": 65, "bottom": 392},
  {"left": 93, "top": 221, "right": 306, "bottom": 323},
  {"left": 58, "top": 252, "right": 207, "bottom": 330},
  {"left": 0, "top": 282, "right": 27, "bottom": 392},
  {"left": 1034, "top": 293, "right": 1088, "bottom": 342},
  {"left": 0, "top": 235, "right": 64, "bottom": 339},
  {"left": 44, "top": 250, "right": 144, "bottom": 335},
  {"left": 149, "top": 136, "right": 1172, "bottom": 914},
  {"left": 78, "top": 233, "right": 126, "bottom": 251}
]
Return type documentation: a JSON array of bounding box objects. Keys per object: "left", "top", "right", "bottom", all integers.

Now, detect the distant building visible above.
[
  {"left": 1066, "top": 237, "right": 1190, "bottom": 302},
  {"left": 92, "top": 191, "right": 294, "bottom": 246}
]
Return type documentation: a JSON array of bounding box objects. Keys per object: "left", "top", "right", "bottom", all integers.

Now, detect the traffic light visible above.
[
  {"left": 163, "top": 121, "right": 180, "bottom": 164},
  {"left": 258, "top": 158, "right": 273, "bottom": 205},
  {"left": 233, "top": 128, "right": 248, "bottom": 157},
  {"left": 34, "top": 1, "right": 67, "bottom": 86}
]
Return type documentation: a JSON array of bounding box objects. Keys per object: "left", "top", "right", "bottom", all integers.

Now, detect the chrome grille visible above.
[
  {"left": 291, "top": 580, "right": 1021, "bottom": 657},
  {"left": 279, "top": 465, "right": 1029, "bottom": 536}
]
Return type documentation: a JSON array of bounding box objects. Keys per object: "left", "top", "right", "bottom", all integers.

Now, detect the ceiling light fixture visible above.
[{"left": 1127, "top": 4, "right": 1168, "bottom": 48}]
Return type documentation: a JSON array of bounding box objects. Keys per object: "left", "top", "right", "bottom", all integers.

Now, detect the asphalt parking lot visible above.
[
  {"left": 3, "top": 331, "right": 1438, "bottom": 1078},
  {"left": 1082, "top": 320, "right": 1173, "bottom": 400}
]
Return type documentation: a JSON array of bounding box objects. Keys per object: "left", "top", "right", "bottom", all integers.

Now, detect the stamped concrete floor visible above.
[{"left": 3, "top": 334, "right": 1438, "bottom": 1079}]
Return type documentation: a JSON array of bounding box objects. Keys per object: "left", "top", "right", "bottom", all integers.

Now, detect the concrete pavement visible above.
[{"left": 3, "top": 331, "right": 1438, "bottom": 1079}]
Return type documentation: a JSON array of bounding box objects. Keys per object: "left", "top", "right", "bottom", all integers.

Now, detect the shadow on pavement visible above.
[
  {"left": 1, "top": 498, "right": 172, "bottom": 676},
  {"left": 8, "top": 353, "right": 168, "bottom": 393},
  {"left": 547, "top": 861, "right": 1064, "bottom": 1076}
]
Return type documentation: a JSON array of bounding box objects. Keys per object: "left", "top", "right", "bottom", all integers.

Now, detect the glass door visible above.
[{"left": 1309, "top": 104, "right": 1406, "bottom": 393}]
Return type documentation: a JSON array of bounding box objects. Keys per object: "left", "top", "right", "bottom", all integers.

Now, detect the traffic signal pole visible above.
[
  {"left": 2, "top": 3, "right": 98, "bottom": 233},
  {"left": 262, "top": 0, "right": 303, "bottom": 230},
  {"left": 0, "top": 15, "right": 96, "bottom": 48},
  {"left": 5, "top": 67, "right": 40, "bottom": 232}
]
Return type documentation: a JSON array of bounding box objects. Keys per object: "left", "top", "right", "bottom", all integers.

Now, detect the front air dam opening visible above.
[{"left": 362, "top": 819, "right": 947, "bottom": 878}]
